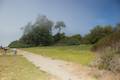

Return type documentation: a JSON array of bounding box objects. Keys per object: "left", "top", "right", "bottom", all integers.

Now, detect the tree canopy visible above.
[{"left": 20, "top": 15, "right": 54, "bottom": 46}]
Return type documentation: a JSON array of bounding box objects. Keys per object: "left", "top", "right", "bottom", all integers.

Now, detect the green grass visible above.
[
  {"left": 0, "top": 55, "right": 48, "bottom": 80},
  {"left": 23, "top": 45, "right": 95, "bottom": 65}
]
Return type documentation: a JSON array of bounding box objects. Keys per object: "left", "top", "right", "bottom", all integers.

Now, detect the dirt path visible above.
[{"left": 18, "top": 50, "right": 96, "bottom": 80}]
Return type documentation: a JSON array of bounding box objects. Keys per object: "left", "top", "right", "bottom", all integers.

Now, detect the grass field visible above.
[
  {"left": 23, "top": 45, "right": 95, "bottom": 65},
  {"left": 0, "top": 55, "right": 48, "bottom": 80}
]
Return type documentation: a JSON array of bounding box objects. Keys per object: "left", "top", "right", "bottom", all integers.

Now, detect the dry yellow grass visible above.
[{"left": 0, "top": 55, "right": 48, "bottom": 80}]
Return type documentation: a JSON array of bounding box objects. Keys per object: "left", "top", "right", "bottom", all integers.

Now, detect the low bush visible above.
[
  {"left": 92, "top": 31, "right": 120, "bottom": 52},
  {"left": 58, "top": 37, "right": 80, "bottom": 45},
  {"left": 98, "top": 52, "right": 120, "bottom": 73},
  {"left": 92, "top": 32, "right": 120, "bottom": 73}
]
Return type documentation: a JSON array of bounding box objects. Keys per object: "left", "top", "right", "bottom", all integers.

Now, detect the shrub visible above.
[
  {"left": 53, "top": 33, "right": 65, "bottom": 42},
  {"left": 58, "top": 37, "right": 80, "bottom": 45},
  {"left": 81, "top": 25, "right": 113, "bottom": 44},
  {"left": 92, "top": 32, "right": 120, "bottom": 52},
  {"left": 92, "top": 32, "right": 120, "bottom": 73}
]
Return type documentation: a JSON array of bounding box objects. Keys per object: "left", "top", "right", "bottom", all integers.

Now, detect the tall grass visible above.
[{"left": 0, "top": 55, "right": 48, "bottom": 80}]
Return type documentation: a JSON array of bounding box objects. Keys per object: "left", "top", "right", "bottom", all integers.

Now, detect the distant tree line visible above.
[
  {"left": 9, "top": 15, "right": 81, "bottom": 47},
  {"left": 9, "top": 15, "right": 120, "bottom": 48}
]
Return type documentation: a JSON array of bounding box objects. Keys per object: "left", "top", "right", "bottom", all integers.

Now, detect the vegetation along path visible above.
[{"left": 19, "top": 50, "right": 96, "bottom": 80}]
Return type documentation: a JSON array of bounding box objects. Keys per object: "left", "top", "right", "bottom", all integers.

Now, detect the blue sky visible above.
[{"left": 0, "top": 0, "right": 120, "bottom": 46}]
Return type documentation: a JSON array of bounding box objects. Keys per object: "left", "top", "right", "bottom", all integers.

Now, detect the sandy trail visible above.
[{"left": 18, "top": 50, "right": 95, "bottom": 80}]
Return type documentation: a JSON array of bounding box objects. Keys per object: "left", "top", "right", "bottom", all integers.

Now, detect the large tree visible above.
[
  {"left": 20, "top": 15, "right": 54, "bottom": 46},
  {"left": 53, "top": 21, "right": 66, "bottom": 42},
  {"left": 54, "top": 21, "right": 66, "bottom": 33}
]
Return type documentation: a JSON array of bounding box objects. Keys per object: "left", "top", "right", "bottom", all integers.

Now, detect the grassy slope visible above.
[
  {"left": 0, "top": 55, "right": 48, "bottom": 80},
  {"left": 23, "top": 45, "right": 95, "bottom": 65}
]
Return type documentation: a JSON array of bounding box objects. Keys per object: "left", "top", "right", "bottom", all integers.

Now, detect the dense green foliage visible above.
[
  {"left": 58, "top": 36, "right": 80, "bottom": 45},
  {"left": 93, "top": 31, "right": 120, "bottom": 52},
  {"left": 20, "top": 16, "right": 54, "bottom": 46},
  {"left": 81, "top": 25, "right": 113, "bottom": 44},
  {"left": 8, "top": 40, "right": 30, "bottom": 48},
  {"left": 53, "top": 33, "right": 66, "bottom": 42},
  {"left": 20, "top": 26, "right": 54, "bottom": 46}
]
